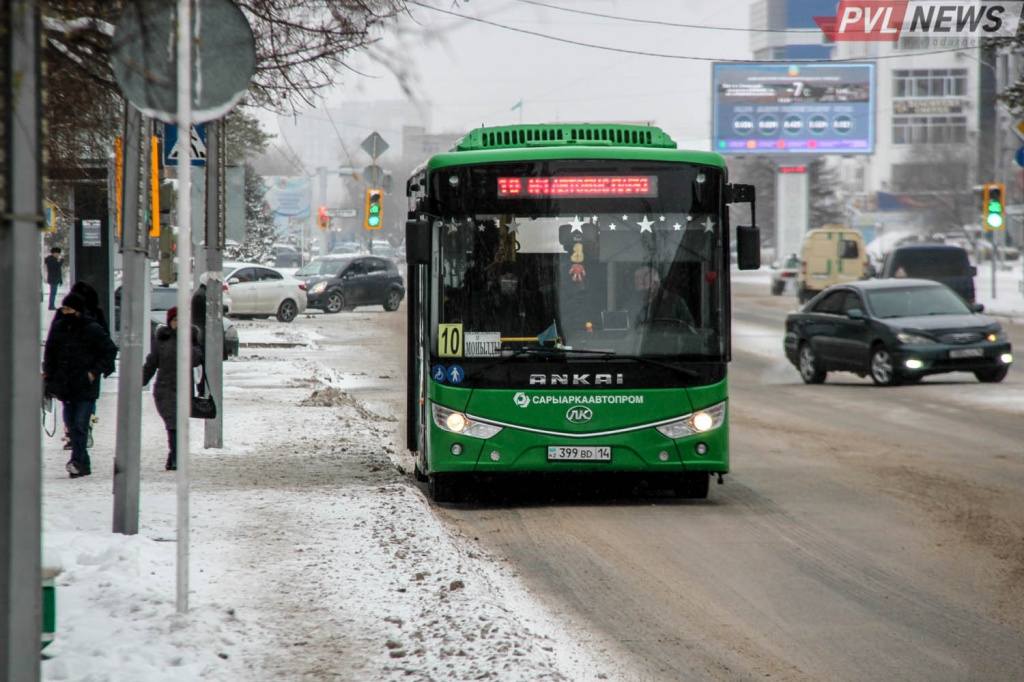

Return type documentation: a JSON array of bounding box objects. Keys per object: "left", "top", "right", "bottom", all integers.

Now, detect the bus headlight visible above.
[
  {"left": 656, "top": 402, "right": 726, "bottom": 439},
  {"left": 431, "top": 404, "right": 503, "bottom": 439}
]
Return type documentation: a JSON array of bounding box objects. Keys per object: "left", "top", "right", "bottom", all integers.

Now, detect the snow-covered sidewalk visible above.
[{"left": 40, "top": 314, "right": 611, "bottom": 681}]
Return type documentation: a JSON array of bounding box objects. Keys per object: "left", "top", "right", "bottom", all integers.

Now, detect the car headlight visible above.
[
  {"left": 896, "top": 332, "right": 933, "bottom": 345},
  {"left": 656, "top": 401, "right": 726, "bottom": 439},
  {"left": 431, "top": 403, "right": 503, "bottom": 439},
  {"left": 310, "top": 281, "right": 327, "bottom": 294},
  {"left": 986, "top": 329, "right": 1007, "bottom": 343}
]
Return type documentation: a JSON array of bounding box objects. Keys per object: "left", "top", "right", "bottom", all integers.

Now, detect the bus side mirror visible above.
[
  {"left": 406, "top": 218, "right": 431, "bottom": 265},
  {"left": 736, "top": 225, "right": 760, "bottom": 270}
]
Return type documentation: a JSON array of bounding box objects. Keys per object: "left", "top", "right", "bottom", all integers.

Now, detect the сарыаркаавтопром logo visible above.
[{"left": 814, "top": 1, "right": 1023, "bottom": 41}]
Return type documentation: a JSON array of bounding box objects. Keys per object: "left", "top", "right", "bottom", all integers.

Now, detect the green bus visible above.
[{"left": 405, "top": 123, "right": 759, "bottom": 502}]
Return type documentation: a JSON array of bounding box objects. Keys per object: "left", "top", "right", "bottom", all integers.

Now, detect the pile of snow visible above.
[{"left": 40, "top": 316, "right": 613, "bottom": 681}]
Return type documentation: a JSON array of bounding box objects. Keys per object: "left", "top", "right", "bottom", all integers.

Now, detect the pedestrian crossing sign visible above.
[{"left": 163, "top": 123, "right": 207, "bottom": 166}]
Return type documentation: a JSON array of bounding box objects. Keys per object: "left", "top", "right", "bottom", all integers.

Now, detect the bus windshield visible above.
[{"left": 435, "top": 211, "right": 725, "bottom": 358}]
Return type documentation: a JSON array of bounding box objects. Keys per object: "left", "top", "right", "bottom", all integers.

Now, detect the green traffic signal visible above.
[{"left": 987, "top": 213, "right": 1004, "bottom": 229}]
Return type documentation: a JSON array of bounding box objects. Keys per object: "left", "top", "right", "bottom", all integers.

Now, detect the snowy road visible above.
[
  {"left": 438, "top": 280, "right": 1024, "bottom": 681},
  {"left": 41, "top": 279, "right": 1024, "bottom": 681}
]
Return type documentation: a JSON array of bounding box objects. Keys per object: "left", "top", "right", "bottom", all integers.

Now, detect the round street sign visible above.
[
  {"left": 1015, "top": 146, "right": 1024, "bottom": 168},
  {"left": 363, "top": 164, "right": 385, "bottom": 187},
  {"left": 111, "top": 0, "right": 256, "bottom": 123}
]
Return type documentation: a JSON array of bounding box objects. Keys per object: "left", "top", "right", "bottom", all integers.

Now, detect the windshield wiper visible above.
[
  {"left": 491, "top": 347, "right": 700, "bottom": 378},
  {"left": 613, "top": 354, "right": 700, "bottom": 378}
]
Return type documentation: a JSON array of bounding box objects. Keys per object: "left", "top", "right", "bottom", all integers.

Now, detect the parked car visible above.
[
  {"left": 797, "top": 226, "right": 868, "bottom": 303},
  {"left": 784, "top": 279, "right": 1013, "bottom": 386},
  {"left": 114, "top": 285, "right": 240, "bottom": 359},
  {"left": 223, "top": 262, "right": 307, "bottom": 322},
  {"left": 298, "top": 254, "right": 405, "bottom": 313},
  {"left": 369, "top": 239, "right": 395, "bottom": 259},
  {"left": 330, "top": 241, "right": 363, "bottom": 255},
  {"left": 269, "top": 243, "right": 302, "bottom": 268},
  {"left": 770, "top": 253, "right": 801, "bottom": 296},
  {"left": 878, "top": 243, "right": 976, "bottom": 303}
]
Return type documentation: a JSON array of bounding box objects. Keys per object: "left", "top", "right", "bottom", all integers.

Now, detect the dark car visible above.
[
  {"left": 784, "top": 279, "right": 1013, "bottom": 386},
  {"left": 270, "top": 244, "right": 302, "bottom": 268},
  {"left": 878, "top": 244, "right": 976, "bottom": 303},
  {"left": 298, "top": 254, "right": 405, "bottom": 313},
  {"left": 114, "top": 285, "right": 240, "bottom": 359}
]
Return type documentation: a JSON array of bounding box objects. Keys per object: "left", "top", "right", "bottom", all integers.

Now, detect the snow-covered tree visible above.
[
  {"left": 809, "top": 159, "right": 846, "bottom": 228},
  {"left": 40, "top": 1, "right": 404, "bottom": 176},
  {"left": 236, "top": 165, "right": 276, "bottom": 262}
]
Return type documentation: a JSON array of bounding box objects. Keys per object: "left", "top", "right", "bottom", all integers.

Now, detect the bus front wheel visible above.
[
  {"left": 674, "top": 472, "right": 710, "bottom": 500},
  {"left": 429, "top": 473, "right": 463, "bottom": 503}
]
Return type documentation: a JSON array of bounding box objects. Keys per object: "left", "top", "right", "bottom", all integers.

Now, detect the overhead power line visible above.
[
  {"left": 408, "top": 1, "right": 981, "bottom": 63},
  {"left": 515, "top": 0, "right": 817, "bottom": 33}
]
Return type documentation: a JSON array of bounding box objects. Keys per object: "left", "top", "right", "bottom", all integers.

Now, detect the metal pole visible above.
[
  {"left": 319, "top": 166, "right": 327, "bottom": 256},
  {"left": 204, "top": 120, "right": 224, "bottom": 448},
  {"left": 991, "top": 231, "right": 997, "bottom": 299},
  {"left": 112, "top": 106, "right": 149, "bottom": 535},
  {"left": 175, "top": 0, "right": 193, "bottom": 614},
  {"left": 0, "top": 1, "right": 42, "bottom": 678}
]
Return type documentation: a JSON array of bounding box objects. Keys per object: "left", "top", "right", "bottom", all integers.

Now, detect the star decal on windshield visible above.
[
  {"left": 703, "top": 217, "right": 715, "bottom": 233},
  {"left": 636, "top": 215, "right": 654, "bottom": 233},
  {"left": 568, "top": 215, "right": 585, "bottom": 233}
]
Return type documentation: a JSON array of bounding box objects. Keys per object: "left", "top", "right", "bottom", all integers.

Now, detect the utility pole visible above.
[
  {"left": 204, "top": 120, "right": 225, "bottom": 448},
  {"left": 175, "top": 0, "right": 194, "bottom": 614},
  {"left": 112, "top": 105, "right": 150, "bottom": 534},
  {"left": 0, "top": 1, "right": 43, "bottom": 679}
]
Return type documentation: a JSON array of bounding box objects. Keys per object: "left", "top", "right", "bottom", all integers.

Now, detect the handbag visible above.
[{"left": 191, "top": 363, "right": 217, "bottom": 420}]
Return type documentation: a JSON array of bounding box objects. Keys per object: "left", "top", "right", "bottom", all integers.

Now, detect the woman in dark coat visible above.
[
  {"left": 143, "top": 307, "right": 203, "bottom": 470},
  {"left": 43, "top": 293, "right": 118, "bottom": 477}
]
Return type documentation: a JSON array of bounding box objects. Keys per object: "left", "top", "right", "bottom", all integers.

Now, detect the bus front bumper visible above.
[{"left": 428, "top": 420, "right": 728, "bottom": 475}]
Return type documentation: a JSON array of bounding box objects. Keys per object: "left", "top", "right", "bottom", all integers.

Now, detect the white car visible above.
[{"left": 223, "top": 262, "right": 307, "bottom": 322}]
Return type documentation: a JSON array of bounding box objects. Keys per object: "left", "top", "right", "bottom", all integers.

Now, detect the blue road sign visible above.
[
  {"left": 447, "top": 365, "right": 465, "bottom": 385},
  {"left": 431, "top": 364, "right": 447, "bottom": 383},
  {"left": 163, "top": 123, "right": 208, "bottom": 166},
  {"left": 1015, "top": 146, "right": 1024, "bottom": 168}
]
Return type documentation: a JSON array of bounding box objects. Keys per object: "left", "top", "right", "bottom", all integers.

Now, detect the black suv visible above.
[{"left": 299, "top": 255, "right": 405, "bottom": 313}]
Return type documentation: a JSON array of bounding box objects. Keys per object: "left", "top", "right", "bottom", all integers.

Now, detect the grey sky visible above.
[{"left": 266, "top": 1, "right": 755, "bottom": 153}]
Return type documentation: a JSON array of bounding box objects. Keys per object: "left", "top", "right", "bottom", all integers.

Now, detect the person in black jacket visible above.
[
  {"left": 43, "top": 293, "right": 118, "bottom": 478},
  {"left": 46, "top": 281, "right": 112, "bottom": 449},
  {"left": 44, "top": 247, "right": 63, "bottom": 310},
  {"left": 70, "top": 281, "right": 109, "bottom": 334},
  {"left": 143, "top": 307, "right": 203, "bottom": 471}
]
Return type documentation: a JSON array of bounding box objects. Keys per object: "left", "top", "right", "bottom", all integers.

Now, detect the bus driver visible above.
[{"left": 626, "top": 265, "right": 694, "bottom": 330}]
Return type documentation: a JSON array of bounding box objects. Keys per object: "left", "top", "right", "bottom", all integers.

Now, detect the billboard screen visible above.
[{"left": 712, "top": 63, "right": 874, "bottom": 154}]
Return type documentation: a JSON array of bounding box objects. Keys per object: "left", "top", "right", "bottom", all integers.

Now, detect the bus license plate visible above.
[
  {"left": 547, "top": 446, "right": 611, "bottom": 461},
  {"left": 949, "top": 348, "right": 984, "bottom": 359}
]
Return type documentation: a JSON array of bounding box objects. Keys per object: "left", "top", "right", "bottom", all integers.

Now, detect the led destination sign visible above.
[{"left": 497, "top": 176, "right": 658, "bottom": 198}]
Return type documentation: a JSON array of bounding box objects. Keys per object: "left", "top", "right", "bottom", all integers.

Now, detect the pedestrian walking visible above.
[
  {"left": 45, "top": 281, "right": 112, "bottom": 450},
  {"left": 42, "top": 292, "right": 118, "bottom": 478},
  {"left": 44, "top": 247, "right": 64, "bottom": 310},
  {"left": 143, "top": 307, "right": 203, "bottom": 471}
]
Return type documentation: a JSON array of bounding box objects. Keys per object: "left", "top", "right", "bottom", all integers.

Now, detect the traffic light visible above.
[
  {"left": 364, "top": 188, "right": 383, "bottom": 230},
  {"left": 318, "top": 205, "right": 329, "bottom": 230},
  {"left": 983, "top": 182, "right": 1005, "bottom": 231}
]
